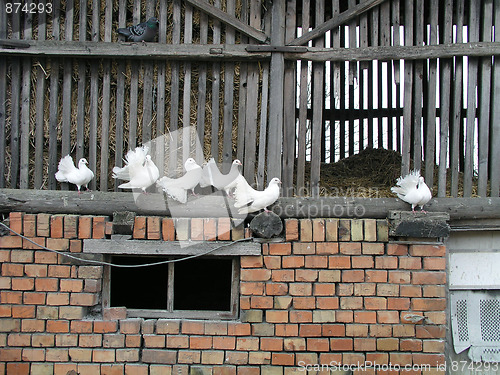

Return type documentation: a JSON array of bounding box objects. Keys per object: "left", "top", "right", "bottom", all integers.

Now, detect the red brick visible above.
[
  {"left": 0, "top": 236, "right": 23, "bottom": 248},
  {"left": 77, "top": 216, "right": 93, "bottom": 239},
  {"left": 362, "top": 243, "right": 385, "bottom": 255},
  {"left": 316, "top": 297, "right": 339, "bottom": 310},
  {"left": 377, "top": 338, "right": 399, "bottom": 351},
  {"left": 94, "top": 321, "right": 118, "bottom": 333},
  {"left": 416, "top": 325, "right": 446, "bottom": 338},
  {"left": 342, "top": 270, "right": 365, "bottom": 282},
  {"left": 50, "top": 215, "right": 64, "bottom": 238},
  {"left": 393, "top": 324, "right": 416, "bottom": 337},
  {"left": 241, "top": 269, "right": 271, "bottom": 282},
  {"left": 423, "top": 257, "right": 446, "bottom": 270},
  {"left": 92, "top": 216, "right": 108, "bottom": 239},
  {"left": 399, "top": 257, "right": 422, "bottom": 269},
  {"left": 269, "top": 243, "right": 292, "bottom": 255},
  {"left": 48, "top": 265, "right": 71, "bottom": 278},
  {"left": 285, "top": 219, "right": 299, "bottom": 241},
  {"left": 275, "top": 324, "right": 298, "bottom": 337},
  {"left": 266, "top": 283, "right": 288, "bottom": 296},
  {"left": 329, "top": 256, "right": 351, "bottom": 269},
  {"left": 336, "top": 310, "right": 354, "bottom": 323},
  {"left": 312, "top": 219, "right": 325, "bottom": 241},
  {"left": 35, "top": 278, "right": 59, "bottom": 292},
  {"left": 354, "top": 283, "right": 376, "bottom": 296},
  {"left": 292, "top": 297, "right": 315, "bottom": 310},
  {"left": 190, "top": 218, "right": 204, "bottom": 240},
  {"left": 36, "top": 214, "right": 51, "bottom": 237},
  {"left": 412, "top": 298, "right": 446, "bottom": 311},
  {"left": 236, "top": 337, "right": 259, "bottom": 351},
  {"left": 266, "top": 310, "right": 288, "bottom": 323},
  {"left": 354, "top": 311, "right": 377, "bottom": 323},
  {"left": 330, "top": 338, "right": 353, "bottom": 351},
  {"left": 263, "top": 256, "right": 281, "bottom": 269},
  {"left": 181, "top": 321, "right": 205, "bottom": 335},
  {"left": 305, "top": 255, "right": 328, "bottom": 268},
  {"left": 47, "top": 292, "right": 69, "bottom": 306},
  {"left": 283, "top": 338, "right": 305, "bottom": 351},
  {"left": 12, "top": 278, "right": 34, "bottom": 291},
  {"left": 340, "top": 242, "right": 361, "bottom": 255},
  {"left": 282, "top": 256, "right": 304, "bottom": 268},
  {"left": 387, "top": 297, "right": 411, "bottom": 310},
  {"left": 147, "top": 216, "right": 161, "bottom": 240},
  {"left": 387, "top": 243, "right": 408, "bottom": 255},
  {"left": 377, "top": 311, "right": 400, "bottom": 323},
  {"left": 307, "top": 338, "right": 330, "bottom": 352},
  {"left": 316, "top": 242, "right": 338, "bottom": 255},
  {"left": 1, "top": 290, "right": 22, "bottom": 304},
  {"left": 412, "top": 353, "right": 445, "bottom": 366},
  {"left": 240, "top": 282, "right": 265, "bottom": 296},
  {"left": 250, "top": 296, "right": 273, "bottom": 309},
  {"left": 23, "top": 292, "right": 46, "bottom": 305},
  {"left": 167, "top": 335, "right": 189, "bottom": 348},
  {"left": 412, "top": 271, "right": 446, "bottom": 285},
  {"left": 375, "top": 256, "right": 398, "bottom": 269},
  {"left": 313, "top": 283, "right": 335, "bottom": 296},
  {"left": 202, "top": 218, "right": 217, "bottom": 241},
  {"left": 299, "top": 324, "right": 322, "bottom": 337},
  {"left": 227, "top": 323, "right": 251, "bottom": 336},
  {"left": 6, "top": 363, "right": 30, "bottom": 374},
  {"left": 388, "top": 271, "right": 411, "bottom": 284},
  {"left": 69, "top": 239, "right": 82, "bottom": 253},
  {"left": 346, "top": 324, "right": 369, "bottom": 337},
  {"left": 289, "top": 310, "right": 312, "bottom": 323},
  {"left": 423, "top": 285, "right": 445, "bottom": 298},
  {"left": 351, "top": 256, "right": 374, "bottom": 269},
  {"left": 10, "top": 212, "right": 24, "bottom": 234},
  {"left": 410, "top": 244, "right": 446, "bottom": 257},
  {"left": 364, "top": 297, "right": 387, "bottom": 310},
  {"left": 354, "top": 338, "right": 376, "bottom": 351},
  {"left": 70, "top": 293, "right": 98, "bottom": 306},
  {"left": 271, "top": 270, "right": 294, "bottom": 282},
  {"left": 390, "top": 352, "right": 413, "bottom": 365},
  {"left": 300, "top": 219, "right": 313, "bottom": 241},
  {"left": 400, "top": 338, "right": 423, "bottom": 351},
  {"left": 2, "top": 263, "right": 24, "bottom": 276},
  {"left": 292, "top": 242, "right": 315, "bottom": 255},
  {"left": 22, "top": 214, "right": 37, "bottom": 237},
  {"left": 161, "top": 218, "right": 176, "bottom": 241},
  {"left": 272, "top": 352, "right": 295, "bottom": 366},
  {"left": 217, "top": 218, "right": 231, "bottom": 241},
  {"left": 400, "top": 285, "right": 422, "bottom": 297},
  {"left": 325, "top": 219, "right": 339, "bottom": 241},
  {"left": 24, "top": 264, "right": 47, "bottom": 277},
  {"left": 366, "top": 352, "right": 389, "bottom": 365},
  {"left": 12, "top": 305, "right": 36, "bottom": 318},
  {"left": 213, "top": 336, "right": 236, "bottom": 350},
  {"left": 295, "top": 269, "right": 318, "bottom": 282},
  {"left": 64, "top": 215, "right": 79, "bottom": 239},
  {"left": 60, "top": 279, "right": 83, "bottom": 292},
  {"left": 240, "top": 256, "right": 263, "bottom": 268},
  {"left": 47, "top": 320, "right": 70, "bottom": 333},
  {"left": 132, "top": 216, "right": 147, "bottom": 240}
]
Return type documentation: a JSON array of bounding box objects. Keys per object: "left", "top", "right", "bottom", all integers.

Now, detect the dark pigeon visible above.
[{"left": 117, "top": 17, "right": 159, "bottom": 42}]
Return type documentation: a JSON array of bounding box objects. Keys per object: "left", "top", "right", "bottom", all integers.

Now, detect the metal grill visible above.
[
  {"left": 457, "top": 299, "right": 470, "bottom": 342},
  {"left": 480, "top": 299, "right": 500, "bottom": 342}
]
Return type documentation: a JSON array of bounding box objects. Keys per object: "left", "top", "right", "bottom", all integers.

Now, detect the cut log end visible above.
[{"left": 249, "top": 211, "right": 283, "bottom": 238}]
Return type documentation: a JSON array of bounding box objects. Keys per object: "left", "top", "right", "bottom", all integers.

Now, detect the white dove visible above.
[
  {"left": 200, "top": 158, "right": 243, "bottom": 195},
  {"left": 55, "top": 155, "right": 94, "bottom": 193},
  {"left": 112, "top": 146, "right": 159, "bottom": 193},
  {"left": 234, "top": 177, "right": 281, "bottom": 214},
  {"left": 157, "top": 158, "right": 203, "bottom": 204},
  {"left": 391, "top": 170, "right": 432, "bottom": 213}
]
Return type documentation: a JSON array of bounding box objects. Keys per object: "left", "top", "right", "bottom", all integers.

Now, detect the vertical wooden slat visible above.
[
  {"left": 450, "top": 0, "right": 464, "bottom": 197},
  {"left": 196, "top": 9, "right": 208, "bottom": 164},
  {"left": 142, "top": 2, "right": 156, "bottom": 146},
  {"left": 296, "top": 0, "right": 310, "bottom": 193},
  {"left": 236, "top": 1, "right": 249, "bottom": 169},
  {"left": 10, "top": 11, "right": 21, "bottom": 187},
  {"left": 0, "top": 0, "right": 6, "bottom": 187},
  {"left": 76, "top": 0, "right": 87, "bottom": 162},
  {"left": 491, "top": 0, "right": 500, "bottom": 197},
  {"left": 169, "top": 0, "right": 181, "bottom": 172},
  {"left": 128, "top": 1, "right": 142, "bottom": 150},
  {"left": 243, "top": 0, "right": 262, "bottom": 185},
  {"left": 210, "top": 0, "right": 222, "bottom": 161},
  {"left": 339, "top": 26, "right": 346, "bottom": 159},
  {"left": 182, "top": 4, "right": 193, "bottom": 163},
  {"left": 88, "top": 0, "right": 100, "bottom": 190},
  {"left": 438, "top": 0, "right": 453, "bottom": 197},
  {"left": 424, "top": 0, "right": 439, "bottom": 189},
  {"left": 257, "top": 66, "right": 270, "bottom": 188},
  {"left": 463, "top": 0, "right": 480, "bottom": 197},
  {"left": 282, "top": 0, "right": 297, "bottom": 195},
  {"left": 477, "top": 0, "right": 493, "bottom": 197},
  {"left": 401, "top": 0, "right": 413, "bottom": 175},
  {"left": 100, "top": 0, "right": 113, "bottom": 191},
  {"left": 331, "top": 0, "right": 340, "bottom": 162},
  {"left": 412, "top": 0, "right": 424, "bottom": 171},
  {"left": 113, "top": 0, "right": 127, "bottom": 189},
  {"left": 392, "top": 0, "right": 402, "bottom": 152},
  {"left": 348, "top": 0, "right": 357, "bottom": 156},
  {"left": 380, "top": 0, "right": 390, "bottom": 150},
  {"left": 310, "top": 0, "right": 324, "bottom": 197},
  {"left": 48, "top": 0, "right": 61, "bottom": 189},
  {"left": 368, "top": 5, "right": 378, "bottom": 150},
  {"left": 155, "top": 0, "right": 168, "bottom": 176},
  {"left": 222, "top": 2, "right": 236, "bottom": 169},
  {"left": 19, "top": 1, "right": 33, "bottom": 189},
  {"left": 267, "top": 0, "right": 285, "bottom": 182},
  {"left": 34, "top": 11, "right": 47, "bottom": 189}
]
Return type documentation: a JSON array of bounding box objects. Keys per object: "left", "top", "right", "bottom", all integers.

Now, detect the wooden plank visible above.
[
  {"left": 477, "top": 0, "right": 494, "bottom": 197},
  {"left": 222, "top": 1, "right": 236, "bottom": 169},
  {"left": 451, "top": 0, "right": 465, "bottom": 197},
  {"left": 348, "top": 0, "right": 357, "bottom": 156},
  {"left": 10, "top": 11, "right": 21, "bottom": 188},
  {"left": 243, "top": 0, "right": 262, "bottom": 185},
  {"left": 424, "top": 0, "right": 439, "bottom": 191},
  {"left": 491, "top": 0, "right": 500, "bottom": 197},
  {"left": 19, "top": 2, "right": 33, "bottom": 189},
  {"left": 330, "top": 0, "right": 340, "bottom": 161},
  {"left": 296, "top": 0, "right": 310, "bottom": 193},
  {"left": 282, "top": 0, "right": 297, "bottom": 196},
  {"left": 169, "top": 0, "right": 182, "bottom": 173},
  {"left": 182, "top": 4, "right": 193, "bottom": 163},
  {"left": 289, "top": 0, "right": 387, "bottom": 46},
  {"left": 1, "top": 188, "right": 499, "bottom": 220},
  {"left": 256, "top": 65, "right": 270, "bottom": 188},
  {"left": 83, "top": 239, "right": 261, "bottom": 256},
  {"left": 267, "top": 0, "right": 285, "bottom": 182},
  {"left": 438, "top": 0, "right": 453, "bottom": 197},
  {"left": 463, "top": 1, "right": 481, "bottom": 197},
  {"left": 380, "top": 0, "right": 391, "bottom": 150},
  {"left": 61, "top": 0, "right": 74, "bottom": 167},
  {"left": 401, "top": 0, "right": 413, "bottom": 175},
  {"left": 0, "top": 0, "right": 6, "bottom": 188},
  {"left": 236, "top": 1, "right": 248, "bottom": 169},
  {"left": 184, "top": 0, "right": 268, "bottom": 43},
  {"left": 210, "top": 0, "right": 222, "bottom": 160},
  {"left": 412, "top": 0, "right": 424, "bottom": 171},
  {"left": 34, "top": 11, "right": 47, "bottom": 189},
  {"left": 75, "top": 0, "right": 87, "bottom": 162},
  {"left": 310, "top": 0, "right": 324, "bottom": 197},
  {"left": 196, "top": 9, "right": 208, "bottom": 164}
]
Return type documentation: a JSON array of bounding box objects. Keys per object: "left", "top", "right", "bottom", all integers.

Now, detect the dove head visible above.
[
  {"left": 147, "top": 17, "right": 159, "bottom": 28},
  {"left": 233, "top": 159, "right": 243, "bottom": 167},
  {"left": 269, "top": 178, "right": 282, "bottom": 186},
  {"left": 184, "top": 158, "right": 199, "bottom": 171},
  {"left": 418, "top": 176, "right": 425, "bottom": 186},
  {"left": 78, "top": 158, "right": 88, "bottom": 166}
]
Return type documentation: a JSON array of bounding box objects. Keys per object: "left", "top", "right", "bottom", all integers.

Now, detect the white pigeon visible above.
[
  {"left": 391, "top": 170, "right": 432, "bottom": 212},
  {"left": 200, "top": 158, "right": 243, "bottom": 195},
  {"left": 112, "top": 146, "right": 159, "bottom": 193},
  {"left": 55, "top": 155, "right": 94, "bottom": 193},
  {"left": 234, "top": 177, "right": 281, "bottom": 214},
  {"left": 157, "top": 158, "right": 203, "bottom": 204}
]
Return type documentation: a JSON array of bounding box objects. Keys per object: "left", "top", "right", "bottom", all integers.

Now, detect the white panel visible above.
[{"left": 450, "top": 253, "right": 500, "bottom": 289}]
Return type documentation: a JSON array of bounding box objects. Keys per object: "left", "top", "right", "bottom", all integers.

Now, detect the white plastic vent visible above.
[{"left": 451, "top": 290, "right": 500, "bottom": 362}]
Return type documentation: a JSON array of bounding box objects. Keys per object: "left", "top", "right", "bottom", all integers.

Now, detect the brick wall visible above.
[{"left": 0, "top": 212, "right": 447, "bottom": 374}]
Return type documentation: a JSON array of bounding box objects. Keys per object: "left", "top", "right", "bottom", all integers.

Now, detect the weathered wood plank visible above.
[
  {"left": 412, "top": 0, "right": 424, "bottom": 171},
  {"left": 0, "top": 189, "right": 499, "bottom": 220},
  {"left": 75, "top": 0, "right": 87, "bottom": 163},
  {"left": 182, "top": 4, "right": 193, "bottom": 163},
  {"left": 10, "top": 10, "right": 21, "bottom": 188},
  {"left": 477, "top": 0, "right": 493, "bottom": 197},
  {"left": 100, "top": 0, "right": 112, "bottom": 191},
  {"left": 0, "top": 0, "right": 6, "bottom": 188},
  {"left": 256, "top": 65, "right": 270, "bottom": 188},
  {"left": 61, "top": 0, "right": 74, "bottom": 166},
  {"left": 491, "top": 0, "right": 500, "bottom": 197},
  {"left": 463, "top": 1, "right": 481, "bottom": 197},
  {"left": 438, "top": 0, "right": 453, "bottom": 197},
  {"left": 288, "top": 0, "right": 386, "bottom": 46},
  {"left": 236, "top": 2, "right": 248, "bottom": 169},
  {"left": 401, "top": 0, "right": 413, "bottom": 175},
  {"left": 83, "top": 239, "right": 261, "bottom": 256},
  {"left": 196, "top": 9, "right": 208, "bottom": 163},
  {"left": 184, "top": 0, "right": 268, "bottom": 43},
  {"left": 169, "top": 0, "right": 182, "bottom": 172},
  {"left": 210, "top": 0, "right": 222, "bottom": 161}
]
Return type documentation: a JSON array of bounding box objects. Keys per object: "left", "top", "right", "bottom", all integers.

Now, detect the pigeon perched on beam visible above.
[
  {"left": 117, "top": 17, "right": 159, "bottom": 43},
  {"left": 55, "top": 155, "right": 94, "bottom": 193},
  {"left": 157, "top": 158, "right": 203, "bottom": 204},
  {"left": 200, "top": 158, "right": 243, "bottom": 195},
  {"left": 113, "top": 146, "right": 160, "bottom": 193},
  {"left": 234, "top": 177, "right": 281, "bottom": 214},
  {"left": 391, "top": 170, "right": 432, "bottom": 213}
]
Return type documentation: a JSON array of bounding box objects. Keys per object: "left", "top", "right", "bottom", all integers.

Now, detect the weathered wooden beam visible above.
[
  {"left": 0, "top": 40, "right": 271, "bottom": 60},
  {"left": 184, "top": 0, "right": 268, "bottom": 43},
  {"left": 288, "top": 0, "right": 387, "bottom": 46},
  {"left": 0, "top": 189, "right": 499, "bottom": 220},
  {"left": 83, "top": 239, "right": 261, "bottom": 256},
  {"left": 285, "top": 42, "right": 500, "bottom": 62}
]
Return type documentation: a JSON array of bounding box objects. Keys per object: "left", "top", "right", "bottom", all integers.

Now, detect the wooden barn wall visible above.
[{"left": 1, "top": 0, "right": 500, "bottom": 199}]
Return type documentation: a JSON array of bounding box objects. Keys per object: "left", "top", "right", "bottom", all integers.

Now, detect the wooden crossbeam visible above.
[{"left": 288, "top": 0, "right": 387, "bottom": 46}]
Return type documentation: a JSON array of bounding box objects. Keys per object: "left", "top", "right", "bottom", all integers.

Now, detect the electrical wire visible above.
[{"left": 0, "top": 221, "right": 253, "bottom": 268}]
